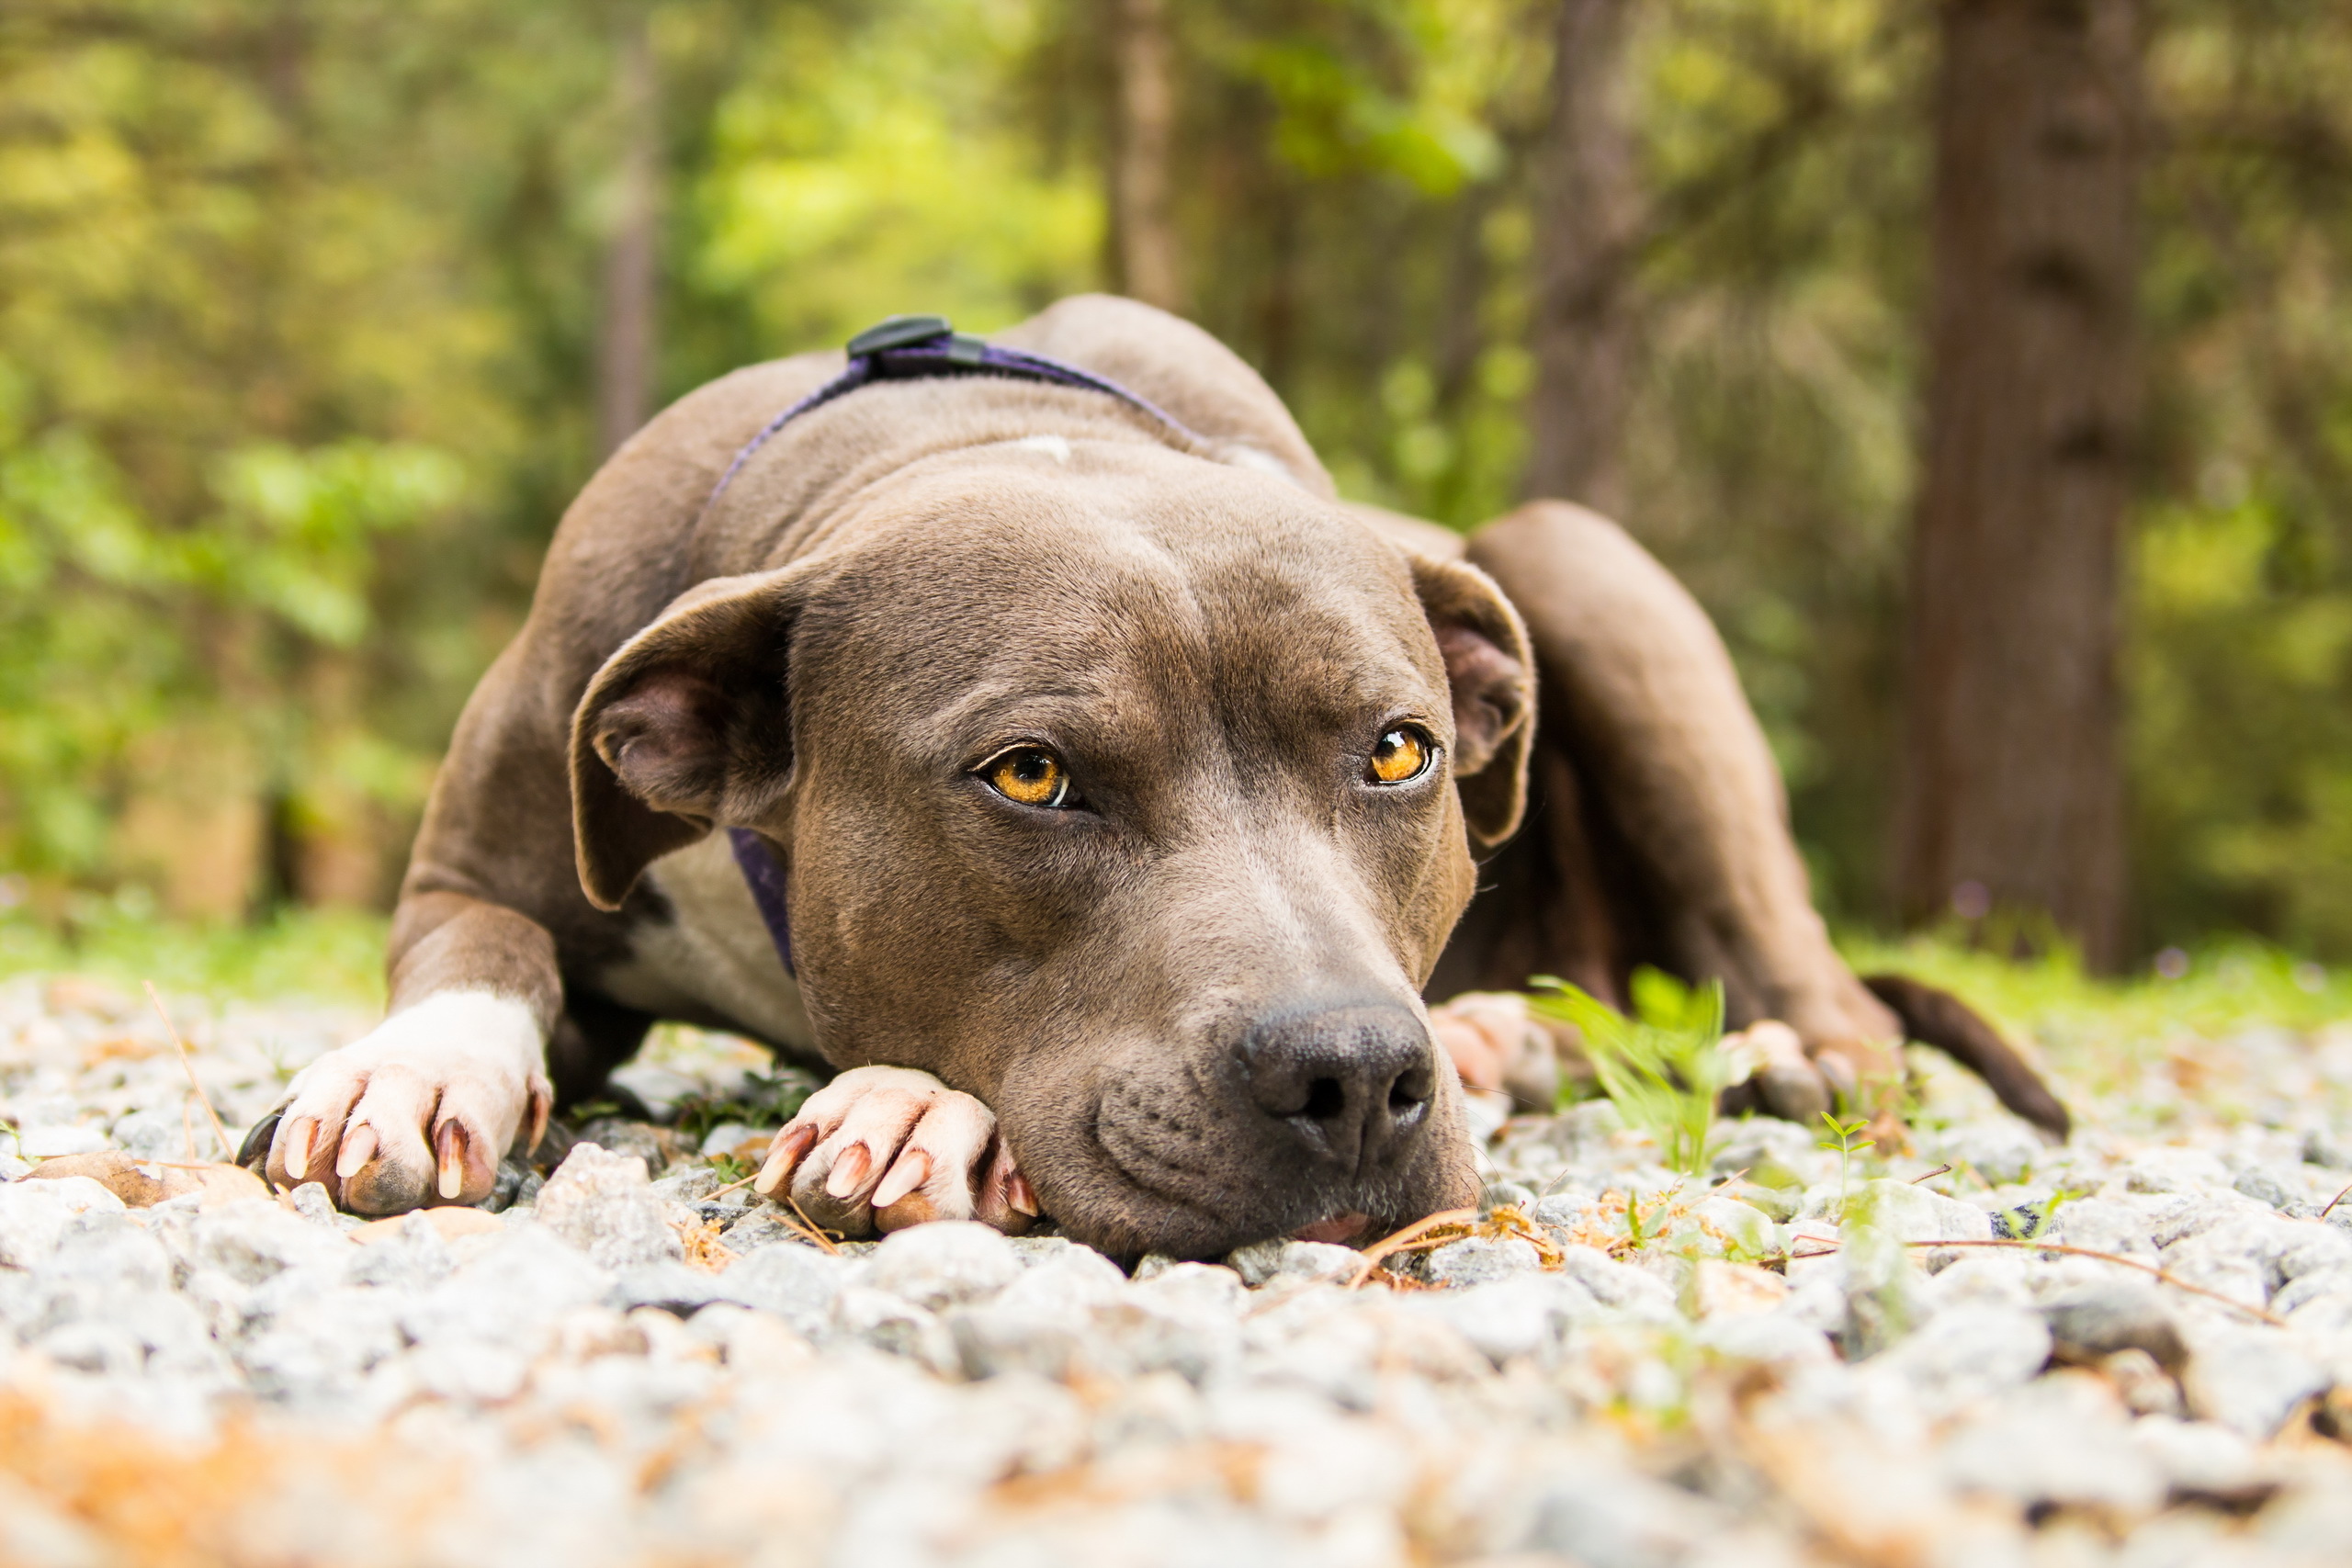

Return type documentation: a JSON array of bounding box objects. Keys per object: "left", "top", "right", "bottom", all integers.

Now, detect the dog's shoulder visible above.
[{"left": 995, "top": 296, "right": 1338, "bottom": 501}]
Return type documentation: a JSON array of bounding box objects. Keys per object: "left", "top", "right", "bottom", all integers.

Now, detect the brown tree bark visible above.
[
  {"left": 1523, "top": 0, "right": 1639, "bottom": 518},
  {"left": 1894, "top": 0, "right": 2142, "bottom": 968},
  {"left": 1112, "top": 0, "right": 1182, "bottom": 312},
  {"left": 597, "top": 11, "right": 659, "bottom": 460}
]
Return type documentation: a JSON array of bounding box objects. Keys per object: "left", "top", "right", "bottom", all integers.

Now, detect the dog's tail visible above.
[{"left": 1862, "top": 973, "right": 2071, "bottom": 1140}]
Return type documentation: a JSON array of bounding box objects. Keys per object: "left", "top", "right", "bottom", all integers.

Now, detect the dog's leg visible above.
[
  {"left": 248, "top": 890, "right": 557, "bottom": 1213},
  {"left": 753, "top": 1066, "right": 1036, "bottom": 1238},
  {"left": 1461, "top": 501, "right": 1905, "bottom": 1125}
]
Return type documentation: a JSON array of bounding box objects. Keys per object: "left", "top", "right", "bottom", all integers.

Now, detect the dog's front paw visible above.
[
  {"left": 258, "top": 992, "right": 551, "bottom": 1215},
  {"left": 752, "top": 1065, "right": 1035, "bottom": 1239}
]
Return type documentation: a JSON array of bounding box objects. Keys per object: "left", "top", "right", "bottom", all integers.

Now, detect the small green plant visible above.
[
  {"left": 1817, "top": 1111, "right": 1876, "bottom": 1215},
  {"left": 1527, "top": 967, "right": 1727, "bottom": 1175},
  {"left": 707, "top": 1151, "right": 757, "bottom": 1185}
]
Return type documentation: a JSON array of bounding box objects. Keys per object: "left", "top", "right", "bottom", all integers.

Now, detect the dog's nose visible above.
[{"left": 1238, "top": 1004, "right": 1435, "bottom": 1171}]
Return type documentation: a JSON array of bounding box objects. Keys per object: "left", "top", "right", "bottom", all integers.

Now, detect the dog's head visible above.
[{"left": 569, "top": 443, "right": 1532, "bottom": 1258}]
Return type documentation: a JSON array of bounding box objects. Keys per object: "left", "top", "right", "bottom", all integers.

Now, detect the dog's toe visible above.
[
  {"left": 259, "top": 994, "right": 547, "bottom": 1214},
  {"left": 756, "top": 1064, "right": 1023, "bottom": 1237}
]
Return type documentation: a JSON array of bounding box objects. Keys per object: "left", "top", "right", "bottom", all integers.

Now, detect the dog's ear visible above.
[
  {"left": 569, "top": 569, "right": 807, "bottom": 910},
  {"left": 1408, "top": 553, "right": 1535, "bottom": 852}
]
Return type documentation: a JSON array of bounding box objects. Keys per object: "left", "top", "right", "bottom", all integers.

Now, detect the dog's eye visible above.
[
  {"left": 1368, "top": 726, "right": 1435, "bottom": 785},
  {"left": 982, "top": 747, "right": 1078, "bottom": 808}
]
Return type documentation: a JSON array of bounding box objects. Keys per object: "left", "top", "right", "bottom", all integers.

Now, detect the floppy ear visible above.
[
  {"left": 569, "top": 569, "right": 807, "bottom": 910},
  {"left": 1408, "top": 553, "right": 1536, "bottom": 852}
]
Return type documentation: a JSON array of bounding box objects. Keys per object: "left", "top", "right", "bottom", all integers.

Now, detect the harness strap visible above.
[
  {"left": 703, "top": 313, "right": 1207, "bottom": 515},
  {"left": 727, "top": 827, "right": 796, "bottom": 978},
  {"left": 712, "top": 315, "right": 1202, "bottom": 980}
]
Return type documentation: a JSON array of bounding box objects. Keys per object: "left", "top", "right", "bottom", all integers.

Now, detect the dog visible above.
[{"left": 241, "top": 297, "right": 2064, "bottom": 1259}]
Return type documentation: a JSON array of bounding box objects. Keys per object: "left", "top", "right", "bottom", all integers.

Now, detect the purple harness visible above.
[{"left": 716, "top": 315, "right": 1206, "bottom": 979}]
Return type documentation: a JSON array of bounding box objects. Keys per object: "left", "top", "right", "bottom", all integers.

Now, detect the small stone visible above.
[
  {"left": 1265, "top": 1240, "right": 1367, "bottom": 1287},
  {"left": 1698, "top": 1312, "right": 1834, "bottom": 1368},
  {"left": 17, "top": 1124, "right": 108, "bottom": 1158},
  {"left": 609, "top": 1259, "right": 726, "bottom": 1315},
  {"left": 1690, "top": 1259, "right": 1789, "bottom": 1320},
  {"left": 685, "top": 1301, "right": 812, "bottom": 1374},
  {"left": 718, "top": 1208, "right": 799, "bottom": 1253},
  {"left": 714, "top": 1241, "right": 854, "bottom": 1335},
  {"left": 1401, "top": 1274, "right": 1595, "bottom": 1365},
  {"left": 287, "top": 1181, "right": 343, "bottom": 1229},
  {"left": 1553, "top": 1245, "right": 1678, "bottom": 1321},
  {"left": 2040, "top": 1282, "right": 2187, "bottom": 1372},
  {"left": 2181, "top": 1326, "right": 2332, "bottom": 1440},
  {"left": 535, "top": 1142, "right": 684, "bottom": 1271},
  {"left": 1712, "top": 1179, "right": 1798, "bottom": 1224},
  {"left": 1426, "top": 1235, "right": 1540, "bottom": 1287},
  {"left": 351, "top": 1206, "right": 502, "bottom": 1247},
  {"left": 1521, "top": 1461, "right": 1716, "bottom": 1568},
  {"left": 1941, "top": 1372, "right": 2165, "bottom": 1514},
  {"left": 0, "top": 1175, "right": 124, "bottom": 1268},
  {"left": 648, "top": 1167, "right": 723, "bottom": 1205},
  {"left": 106, "top": 1110, "right": 184, "bottom": 1161},
  {"left": 1933, "top": 1121, "right": 2042, "bottom": 1187},
  {"left": 949, "top": 1298, "right": 1087, "bottom": 1381},
  {"left": 345, "top": 1211, "right": 458, "bottom": 1291},
  {"left": 863, "top": 1220, "right": 1021, "bottom": 1310},
  {"left": 399, "top": 1226, "right": 614, "bottom": 1349},
  {"left": 2130, "top": 1416, "right": 2271, "bottom": 1504},
  {"left": 2233, "top": 1166, "right": 2296, "bottom": 1211},
  {"left": 832, "top": 1284, "right": 958, "bottom": 1375},
  {"left": 188, "top": 1198, "right": 355, "bottom": 1286},
  {"left": 1865, "top": 1303, "right": 2052, "bottom": 1417},
  {"left": 2100, "top": 1348, "right": 2184, "bottom": 1418},
  {"left": 2048, "top": 1198, "right": 2160, "bottom": 1260},
  {"left": 2122, "top": 1147, "right": 2233, "bottom": 1195}
]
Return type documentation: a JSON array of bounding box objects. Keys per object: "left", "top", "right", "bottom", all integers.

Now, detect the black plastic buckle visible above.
[{"left": 846, "top": 314, "right": 954, "bottom": 356}]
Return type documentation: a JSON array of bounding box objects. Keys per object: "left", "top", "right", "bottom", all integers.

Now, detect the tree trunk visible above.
[
  {"left": 597, "top": 12, "right": 659, "bottom": 460},
  {"left": 1523, "top": 0, "right": 1639, "bottom": 518},
  {"left": 1112, "top": 0, "right": 1182, "bottom": 312},
  {"left": 1894, "top": 0, "right": 2142, "bottom": 968}
]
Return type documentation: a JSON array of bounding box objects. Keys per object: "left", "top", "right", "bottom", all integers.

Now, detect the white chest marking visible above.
[{"left": 600, "top": 832, "right": 817, "bottom": 1053}]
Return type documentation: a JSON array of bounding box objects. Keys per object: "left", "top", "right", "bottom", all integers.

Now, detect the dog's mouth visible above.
[{"left": 1290, "top": 1210, "right": 1374, "bottom": 1247}]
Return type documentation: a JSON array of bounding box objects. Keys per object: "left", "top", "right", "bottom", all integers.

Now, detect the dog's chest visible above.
[{"left": 597, "top": 832, "right": 818, "bottom": 1056}]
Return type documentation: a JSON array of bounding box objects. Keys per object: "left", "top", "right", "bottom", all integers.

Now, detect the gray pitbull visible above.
[{"left": 243, "top": 297, "right": 2064, "bottom": 1260}]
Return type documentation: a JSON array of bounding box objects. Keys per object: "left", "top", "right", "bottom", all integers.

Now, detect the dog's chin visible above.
[{"left": 1034, "top": 1146, "right": 1476, "bottom": 1263}]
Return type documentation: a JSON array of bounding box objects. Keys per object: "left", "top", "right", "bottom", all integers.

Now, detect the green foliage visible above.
[
  {"left": 670, "top": 1068, "right": 821, "bottom": 1143},
  {"left": 0, "top": 901, "right": 389, "bottom": 1007},
  {"left": 0, "top": 0, "right": 2346, "bottom": 969},
  {"left": 1815, "top": 1111, "right": 1876, "bottom": 1217},
  {"left": 1527, "top": 968, "right": 1727, "bottom": 1175}
]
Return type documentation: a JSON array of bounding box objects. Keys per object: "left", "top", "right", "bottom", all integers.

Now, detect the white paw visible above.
[
  {"left": 263, "top": 992, "right": 551, "bottom": 1214},
  {"left": 752, "top": 1065, "right": 1034, "bottom": 1238}
]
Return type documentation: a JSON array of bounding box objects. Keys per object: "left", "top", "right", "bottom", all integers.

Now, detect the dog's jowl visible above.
[{"left": 244, "top": 297, "right": 2065, "bottom": 1258}]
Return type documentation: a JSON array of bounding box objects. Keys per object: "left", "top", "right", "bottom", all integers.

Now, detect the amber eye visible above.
[
  {"left": 1368, "top": 726, "right": 1434, "bottom": 784},
  {"left": 983, "top": 747, "right": 1076, "bottom": 808}
]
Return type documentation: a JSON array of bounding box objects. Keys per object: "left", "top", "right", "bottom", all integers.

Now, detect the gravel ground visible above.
[{"left": 5, "top": 973, "right": 2352, "bottom": 1567}]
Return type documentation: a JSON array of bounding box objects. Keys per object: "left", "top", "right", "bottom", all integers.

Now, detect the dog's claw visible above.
[
  {"left": 335, "top": 1125, "right": 379, "bottom": 1181},
  {"left": 283, "top": 1117, "right": 317, "bottom": 1181},
  {"left": 872, "top": 1148, "right": 929, "bottom": 1210},
  {"left": 755, "top": 1122, "right": 819, "bottom": 1196},
  {"left": 1006, "top": 1170, "right": 1037, "bottom": 1217},
  {"left": 825, "top": 1142, "right": 873, "bottom": 1200},
  {"left": 435, "top": 1122, "right": 468, "bottom": 1201}
]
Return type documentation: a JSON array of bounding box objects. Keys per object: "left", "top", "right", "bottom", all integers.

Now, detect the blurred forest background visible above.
[{"left": 2, "top": 0, "right": 2348, "bottom": 973}]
